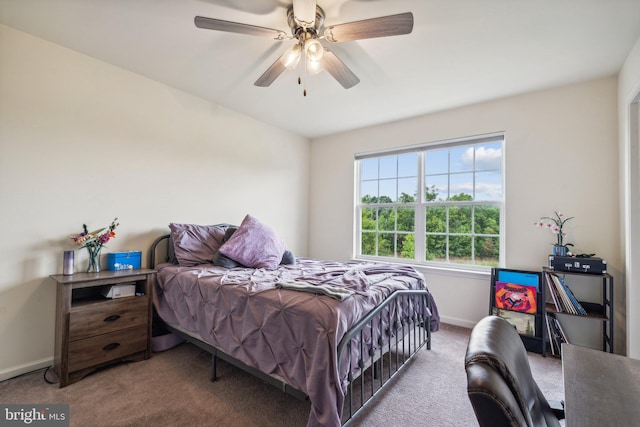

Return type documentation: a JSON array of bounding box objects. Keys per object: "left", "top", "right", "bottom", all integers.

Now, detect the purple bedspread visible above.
[{"left": 153, "top": 258, "right": 439, "bottom": 427}]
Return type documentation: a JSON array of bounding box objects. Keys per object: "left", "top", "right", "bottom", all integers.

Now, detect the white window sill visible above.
[{"left": 351, "top": 257, "right": 492, "bottom": 280}]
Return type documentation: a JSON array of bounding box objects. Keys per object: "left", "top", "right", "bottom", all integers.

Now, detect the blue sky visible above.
[{"left": 360, "top": 141, "right": 502, "bottom": 202}]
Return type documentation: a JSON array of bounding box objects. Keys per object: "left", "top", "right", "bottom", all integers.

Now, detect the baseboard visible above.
[
  {"left": 0, "top": 357, "right": 53, "bottom": 382},
  {"left": 439, "top": 316, "right": 475, "bottom": 330}
]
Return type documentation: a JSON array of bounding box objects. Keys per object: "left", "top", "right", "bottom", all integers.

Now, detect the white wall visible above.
[
  {"left": 0, "top": 24, "right": 310, "bottom": 380},
  {"left": 619, "top": 35, "right": 640, "bottom": 358},
  {"left": 309, "top": 78, "right": 622, "bottom": 347}
]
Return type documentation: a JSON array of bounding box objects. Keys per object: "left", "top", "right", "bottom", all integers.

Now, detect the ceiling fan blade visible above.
[
  {"left": 322, "top": 50, "right": 360, "bottom": 89},
  {"left": 254, "top": 55, "right": 287, "bottom": 87},
  {"left": 195, "top": 16, "right": 287, "bottom": 40},
  {"left": 324, "top": 12, "right": 414, "bottom": 43}
]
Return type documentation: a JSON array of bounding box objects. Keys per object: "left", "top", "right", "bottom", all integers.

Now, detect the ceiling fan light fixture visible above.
[
  {"left": 281, "top": 43, "right": 302, "bottom": 70},
  {"left": 305, "top": 39, "right": 324, "bottom": 62}
]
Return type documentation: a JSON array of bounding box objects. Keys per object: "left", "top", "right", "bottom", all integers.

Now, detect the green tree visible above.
[
  {"left": 474, "top": 205, "right": 500, "bottom": 261},
  {"left": 363, "top": 186, "right": 500, "bottom": 265},
  {"left": 399, "top": 192, "right": 415, "bottom": 203},
  {"left": 400, "top": 234, "right": 415, "bottom": 258},
  {"left": 425, "top": 185, "right": 438, "bottom": 201}
]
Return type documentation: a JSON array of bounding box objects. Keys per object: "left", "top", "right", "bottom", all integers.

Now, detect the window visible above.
[{"left": 356, "top": 135, "right": 503, "bottom": 269}]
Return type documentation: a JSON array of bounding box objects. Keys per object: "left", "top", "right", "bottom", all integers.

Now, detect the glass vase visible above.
[
  {"left": 552, "top": 245, "right": 568, "bottom": 257},
  {"left": 86, "top": 246, "right": 102, "bottom": 273}
]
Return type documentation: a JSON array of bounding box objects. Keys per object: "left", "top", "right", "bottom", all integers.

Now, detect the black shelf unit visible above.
[
  {"left": 542, "top": 267, "right": 614, "bottom": 354},
  {"left": 489, "top": 268, "right": 546, "bottom": 355}
]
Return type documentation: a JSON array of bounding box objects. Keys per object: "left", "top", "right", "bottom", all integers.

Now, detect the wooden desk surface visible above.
[{"left": 563, "top": 344, "right": 640, "bottom": 427}]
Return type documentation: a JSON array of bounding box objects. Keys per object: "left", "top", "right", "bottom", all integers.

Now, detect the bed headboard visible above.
[
  {"left": 149, "top": 223, "right": 237, "bottom": 268},
  {"left": 149, "top": 234, "right": 171, "bottom": 268}
]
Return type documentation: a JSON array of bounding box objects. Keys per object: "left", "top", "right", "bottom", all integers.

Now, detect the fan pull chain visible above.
[{"left": 297, "top": 75, "right": 307, "bottom": 96}]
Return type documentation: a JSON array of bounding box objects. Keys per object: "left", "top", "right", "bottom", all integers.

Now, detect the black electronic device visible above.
[{"left": 548, "top": 256, "right": 607, "bottom": 274}]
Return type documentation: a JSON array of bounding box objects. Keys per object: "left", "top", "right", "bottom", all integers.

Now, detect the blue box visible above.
[{"left": 107, "top": 251, "right": 142, "bottom": 270}]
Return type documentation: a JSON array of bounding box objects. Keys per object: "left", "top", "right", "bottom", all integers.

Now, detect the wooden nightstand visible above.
[{"left": 49, "top": 269, "right": 155, "bottom": 387}]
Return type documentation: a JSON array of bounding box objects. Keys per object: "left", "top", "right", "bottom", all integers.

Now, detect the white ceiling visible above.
[{"left": 2, "top": 0, "right": 640, "bottom": 139}]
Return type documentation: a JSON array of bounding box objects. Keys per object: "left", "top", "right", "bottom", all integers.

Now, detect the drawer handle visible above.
[
  {"left": 104, "top": 315, "right": 121, "bottom": 323},
  {"left": 103, "top": 342, "right": 120, "bottom": 351}
]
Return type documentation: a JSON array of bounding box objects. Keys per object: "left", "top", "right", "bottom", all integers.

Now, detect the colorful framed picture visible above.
[
  {"left": 494, "top": 281, "right": 537, "bottom": 314},
  {"left": 492, "top": 308, "right": 536, "bottom": 336}
]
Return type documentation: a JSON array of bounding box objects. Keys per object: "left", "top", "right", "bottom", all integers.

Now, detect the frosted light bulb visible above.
[
  {"left": 305, "top": 39, "right": 324, "bottom": 62},
  {"left": 281, "top": 44, "right": 301, "bottom": 70},
  {"left": 306, "top": 58, "right": 324, "bottom": 75}
]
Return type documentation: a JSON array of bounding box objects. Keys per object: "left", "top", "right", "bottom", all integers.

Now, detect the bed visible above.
[{"left": 150, "top": 218, "right": 439, "bottom": 427}]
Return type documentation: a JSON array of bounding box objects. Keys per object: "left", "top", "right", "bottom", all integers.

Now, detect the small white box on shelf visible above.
[{"left": 101, "top": 284, "right": 136, "bottom": 299}]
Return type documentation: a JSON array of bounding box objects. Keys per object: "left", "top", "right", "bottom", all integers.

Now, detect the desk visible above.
[{"left": 563, "top": 344, "right": 640, "bottom": 427}]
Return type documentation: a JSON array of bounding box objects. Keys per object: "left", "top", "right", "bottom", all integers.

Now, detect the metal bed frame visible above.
[{"left": 150, "top": 233, "right": 432, "bottom": 426}]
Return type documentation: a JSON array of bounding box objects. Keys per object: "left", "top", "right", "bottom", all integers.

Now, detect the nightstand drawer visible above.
[
  {"left": 68, "top": 325, "right": 148, "bottom": 372},
  {"left": 69, "top": 296, "right": 148, "bottom": 341}
]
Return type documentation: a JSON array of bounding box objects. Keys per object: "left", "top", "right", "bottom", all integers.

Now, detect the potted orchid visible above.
[
  {"left": 534, "top": 211, "right": 573, "bottom": 256},
  {"left": 68, "top": 218, "right": 119, "bottom": 272}
]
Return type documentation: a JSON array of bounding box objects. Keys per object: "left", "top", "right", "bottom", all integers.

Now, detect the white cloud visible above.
[
  {"left": 460, "top": 146, "right": 502, "bottom": 170},
  {"left": 475, "top": 146, "right": 502, "bottom": 170}
]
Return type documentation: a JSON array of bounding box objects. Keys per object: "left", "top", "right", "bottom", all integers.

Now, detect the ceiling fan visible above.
[{"left": 194, "top": 0, "right": 413, "bottom": 94}]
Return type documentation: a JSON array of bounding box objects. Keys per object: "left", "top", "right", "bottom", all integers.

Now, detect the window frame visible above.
[{"left": 354, "top": 134, "right": 504, "bottom": 271}]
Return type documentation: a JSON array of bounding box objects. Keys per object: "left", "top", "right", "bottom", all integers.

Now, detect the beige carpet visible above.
[{"left": 0, "top": 323, "right": 563, "bottom": 426}]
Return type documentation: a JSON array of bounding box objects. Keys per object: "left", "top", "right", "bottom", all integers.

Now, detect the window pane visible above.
[
  {"left": 425, "top": 174, "right": 448, "bottom": 201},
  {"left": 361, "top": 208, "right": 377, "bottom": 231},
  {"left": 426, "top": 235, "right": 446, "bottom": 261},
  {"left": 361, "top": 232, "right": 376, "bottom": 255},
  {"left": 379, "top": 156, "right": 397, "bottom": 179},
  {"left": 397, "top": 207, "right": 415, "bottom": 232},
  {"left": 450, "top": 206, "right": 472, "bottom": 233},
  {"left": 398, "top": 177, "right": 417, "bottom": 203},
  {"left": 398, "top": 233, "right": 415, "bottom": 258},
  {"left": 378, "top": 233, "right": 394, "bottom": 256},
  {"left": 361, "top": 181, "right": 378, "bottom": 203},
  {"left": 379, "top": 179, "right": 396, "bottom": 203},
  {"left": 449, "top": 235, "right": 472, "bottom": 263},
  {"left": 449, "top": 173, "right": 473, "bottom": 201},
  {"left": 475, "top": 171, "right": 502, "bottom": 201},
  {"left": 425, "top": 149, "right": 448, "bottom": 175},
  {"left": 450, "top": 146, "right": 474, "bottom": 173},
  {"left": 426, "top": 206, "right": 447, "bottom": 233},
  {"left": 475, "top": 236, "right": 499, "bottom": 265},
  {"left": 378, "top": 208, "right": 396, "bottom": 231},
  {"left": 475, "top": 142, "right": 502, "bottom": 171},
  {"left": 361, "top": 158, "right": 378, "bottom": 180},
  {"left": 474, "top": 206, "right": 500, "bottom": 235},
  {"left": 398, "top": 153, "right": 417, "bottom": 178}
]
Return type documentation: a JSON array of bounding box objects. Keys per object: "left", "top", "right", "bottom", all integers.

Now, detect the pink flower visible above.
[
  {"left": 68, "top": 218, "right": 119, "bottom": 251},
  {"left": 535, "top": 211, "right": 573, "bottom": 247}
]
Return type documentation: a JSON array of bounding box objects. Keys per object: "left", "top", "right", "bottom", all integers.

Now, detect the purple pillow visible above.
[
  {"left": 218, "top": 215, "right": 285, "bottom": 270},
  {"left": 169, "top": 223, "right": 226, "bottom": 267}
]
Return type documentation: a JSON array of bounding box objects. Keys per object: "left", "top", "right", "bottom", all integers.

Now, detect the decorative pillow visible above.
[
  {"left": 169, "top": 223, "right": 226, "bottom": 267},
  {"left": 218, "top": 215, "right": 286, "bottom": 270},
  {"left": 209, "top": 226, "right": 245, "bottom": 269},
  {"left": 223, "top": 227, "right": 237, "bottom": 242},
  {"left": 212, "top": 251, "right": 244, "bottom": 269},
  {"left": 280, "top": 250, "right": 296, "bottom": 265}
]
